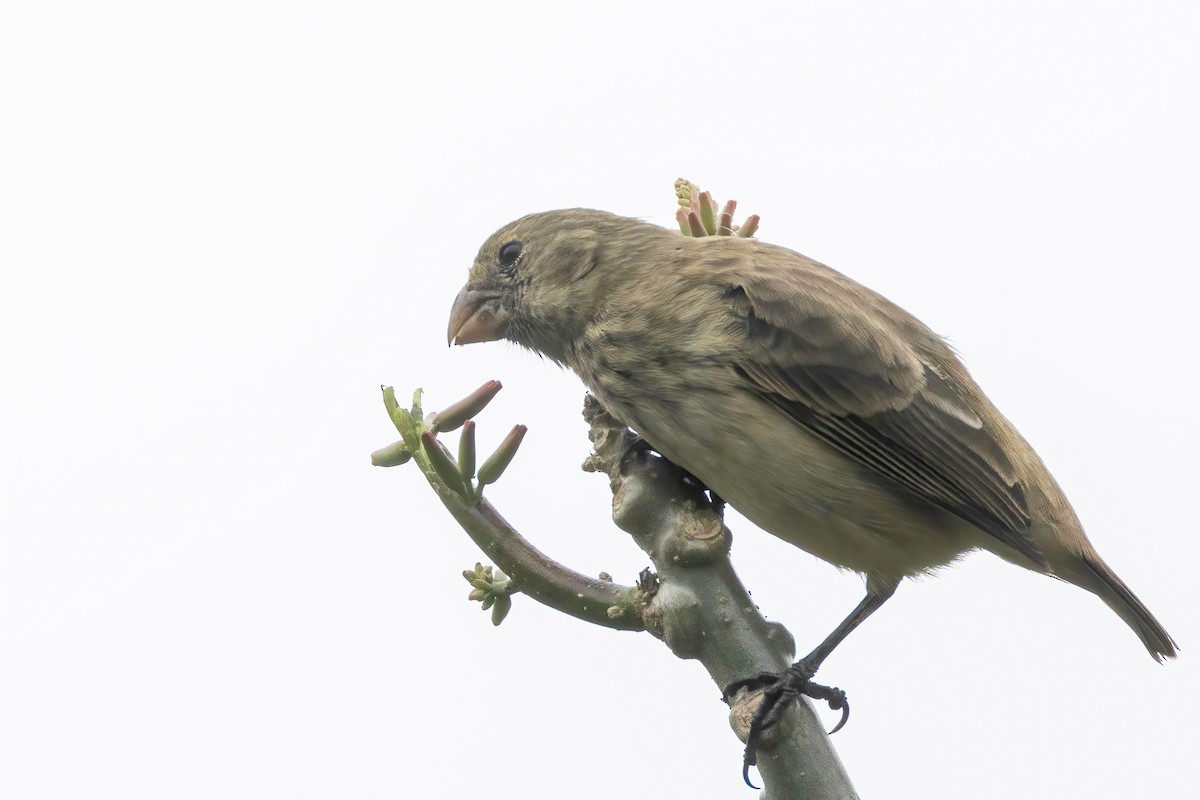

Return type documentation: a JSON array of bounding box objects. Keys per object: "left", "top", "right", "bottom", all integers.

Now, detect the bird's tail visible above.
[{"left": 1082, "top": 556, "right": 1178, "bottom": 661}]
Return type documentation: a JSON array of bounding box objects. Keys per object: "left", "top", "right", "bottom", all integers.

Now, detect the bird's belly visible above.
[{"left": 601, "top": 387, "right": 980, "bottom": 584}]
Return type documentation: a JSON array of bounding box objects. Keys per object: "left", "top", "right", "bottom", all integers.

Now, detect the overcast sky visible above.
[{"left": 2, "top": 2, "right": 1197, "bottom": 798}]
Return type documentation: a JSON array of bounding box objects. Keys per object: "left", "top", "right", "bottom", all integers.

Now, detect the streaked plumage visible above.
[{"left": 448, "top": 208, "right": 1176, "bottom": 662}]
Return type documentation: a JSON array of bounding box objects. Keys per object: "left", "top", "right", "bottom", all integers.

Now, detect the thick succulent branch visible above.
[{"left": 582, "top": 396, "right": 858, "bottom": 800}]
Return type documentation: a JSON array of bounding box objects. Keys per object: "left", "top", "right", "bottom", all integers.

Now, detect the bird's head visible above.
[{"left": 447, "top": 208, "right": 663, "bottom": 364}]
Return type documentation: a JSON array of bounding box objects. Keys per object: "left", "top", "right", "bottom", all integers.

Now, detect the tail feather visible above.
[{"left": 1083, "top": 556, "right": 1178, "bottom": 661}]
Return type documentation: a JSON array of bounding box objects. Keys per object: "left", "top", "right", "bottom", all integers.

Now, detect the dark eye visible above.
[{"left": 498, "top": 240, "right": 523, "bottom": 271}]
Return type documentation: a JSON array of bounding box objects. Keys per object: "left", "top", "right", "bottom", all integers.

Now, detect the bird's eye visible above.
[{"left": 498, "top": 240, "right": 523, "bottom": 271}]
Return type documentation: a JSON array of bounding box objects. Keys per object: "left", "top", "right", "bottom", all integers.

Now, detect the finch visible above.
[{"left": 447, "top": 208, "right": 1176, "bottom": 747}]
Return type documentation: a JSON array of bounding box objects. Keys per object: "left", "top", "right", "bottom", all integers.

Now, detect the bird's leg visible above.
[{"left": 725, "top": 584, "right": 897, "bottom": 787}]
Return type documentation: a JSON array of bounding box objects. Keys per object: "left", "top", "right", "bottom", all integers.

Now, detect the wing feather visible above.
[{"left": 722, "top": 267, "right": 1044, "bottom": 567}]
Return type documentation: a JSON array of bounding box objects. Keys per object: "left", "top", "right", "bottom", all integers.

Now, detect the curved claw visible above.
[
  {"left": 828, "top": 700, "right": 851, "bottom": 735},
  {"left": 801, "top": 681, "right": 849, "bottom": 734},
  {"left": 742, "top": 758, "right": 760, "bottom": 790},
  {"left": 741, "top": 702, "right": 766, "bottom": 788}
]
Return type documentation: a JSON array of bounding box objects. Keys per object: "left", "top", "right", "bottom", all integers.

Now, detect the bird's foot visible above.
[{"left": 723, "top": 660, "right": 849, "bottom": 788}]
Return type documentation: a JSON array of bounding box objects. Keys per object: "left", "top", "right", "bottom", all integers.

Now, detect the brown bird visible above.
[{"left": 447, "top": 208, "right": 1176, "bottom": 774}]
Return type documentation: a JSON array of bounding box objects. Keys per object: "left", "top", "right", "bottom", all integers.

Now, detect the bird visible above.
[{"left": 446, "top": 207, "right": 1177, "bottom": 774}]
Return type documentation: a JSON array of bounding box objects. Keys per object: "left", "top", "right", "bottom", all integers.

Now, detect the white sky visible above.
[{"left": 2, "top": 2, "right": 1197, "bottom": 798}]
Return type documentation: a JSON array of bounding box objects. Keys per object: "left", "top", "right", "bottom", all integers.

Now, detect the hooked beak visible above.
[{"left": 447, "top": 287, "right": 510, "bottom": 346}]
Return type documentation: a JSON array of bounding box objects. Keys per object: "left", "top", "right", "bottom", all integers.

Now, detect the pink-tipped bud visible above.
[
  {"left": 737, "top": 214, "right": 760, "bottom": 238},
  {"left": 698, "top": 191, "right": 718, "bottom": 235},
  {"left": 717, "top": 211, "right": 734, "bottom": 236},
  {"left": 676, "top": 207, "right": 692, "bottom": 235},
  {"left": 431, "top": 380, "right": 502, "bottom": 432}
]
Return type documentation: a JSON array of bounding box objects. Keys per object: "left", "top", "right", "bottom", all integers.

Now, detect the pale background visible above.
[{"left": 2, "top": 2, "right": 1197, "bottom": 798}]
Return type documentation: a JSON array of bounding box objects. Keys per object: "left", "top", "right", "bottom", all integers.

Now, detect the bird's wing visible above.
[{"left": 722, "top": 267, "right": 1045, "bottom": 567}]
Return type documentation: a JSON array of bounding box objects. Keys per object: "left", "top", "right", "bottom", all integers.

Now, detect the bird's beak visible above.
[{"left": 447, "top": 287, "right": 510, "bottom": 346}]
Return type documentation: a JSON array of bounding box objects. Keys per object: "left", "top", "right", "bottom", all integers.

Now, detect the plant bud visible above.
[
  {"left": 370, "top": 440, "right": 412, "bottom": 467},
  {"left": 675, "top": 207, "right": 691, "bottom": 235},
  {"left": 491, "top": 594, "right": 512, "bottom": 626},
  {"left": 421, "top": 431, "right": 468, "bottom": 497},
  {"left": 477, "top": 425, "right": 528, "bottom": 486},
  {"left": 458, "top": 420, "right": 477, "bottom": 480},
  {"left": 698, "top": 191, "right": 718, "bottom": 235},
  {"left": 718, "top": 199, "right": 737, "bottom": 235},
  {"left": 737, "top": 214, "right": 760, "bottom": 238},
  {"left": 431, "top": 380, "right": 502, "bottom": 432}
]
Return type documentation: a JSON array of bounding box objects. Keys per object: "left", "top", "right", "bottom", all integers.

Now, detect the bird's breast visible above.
[{"left": 578, "top": 360, "right": 982, "bottom": 584}]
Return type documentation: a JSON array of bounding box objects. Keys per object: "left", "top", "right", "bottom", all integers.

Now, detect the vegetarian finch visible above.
[{"left": 447, "top": 208, "right": 1176, "bottom": 763}]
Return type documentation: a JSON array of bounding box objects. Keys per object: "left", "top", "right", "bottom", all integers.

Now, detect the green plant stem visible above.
[{"left": 382, "top": 387, "right": 644, "bottom": 631}]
